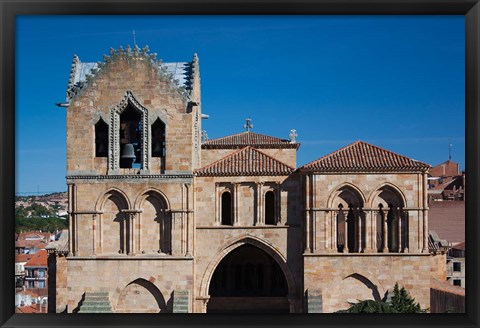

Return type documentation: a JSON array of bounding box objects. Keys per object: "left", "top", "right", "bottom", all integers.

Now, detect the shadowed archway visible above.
[{"left": 207, "top": 244, "right": 289, "bottom": 313}]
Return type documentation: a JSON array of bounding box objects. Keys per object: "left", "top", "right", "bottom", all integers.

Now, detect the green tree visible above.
[
  {"left": 390, "top": 283, "right": 425, "bottom": 313},
  {"left": 337, "top": 299, "right": 398, "bottom": 313},
  {"left": 336, "top": 283, "right": 426, "bottom": 314}
]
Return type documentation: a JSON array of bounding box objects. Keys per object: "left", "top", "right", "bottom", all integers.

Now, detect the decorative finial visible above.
[
  {"left": 289, "top": 129, "right": 298, "bottom": 143},
  {"left": 244, "top": 118, "right": 253, "bottom": 132},
  {"left": 201, "top": 130, "right": 208, "bottom": 143}
]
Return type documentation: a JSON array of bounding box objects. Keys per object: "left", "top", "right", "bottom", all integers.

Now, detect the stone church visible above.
[{"left": 47, "top": 45, "right": 442, "bottom": 313}]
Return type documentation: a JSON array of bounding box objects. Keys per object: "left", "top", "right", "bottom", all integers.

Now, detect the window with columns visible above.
[
  {"left": 374, "top": 186, "right": 407, "bottom": 253},
  {"left": 334, "top": 187, "right": 364, "bottom": 253}
]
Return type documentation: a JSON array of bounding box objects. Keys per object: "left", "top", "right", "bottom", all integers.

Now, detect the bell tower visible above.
[{"left": 59, "top": 46, "right": 199, "bottom": 312}]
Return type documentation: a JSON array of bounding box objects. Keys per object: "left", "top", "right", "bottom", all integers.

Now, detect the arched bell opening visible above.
[
  {"left": 207, "top": 244, "right": 289, "bottom": 313},
  {"left": 374, "top": 185, "right": 407, "bottom": 253},
  {"left": 333, "top": 186, "right": 365, "bottom": 253}
]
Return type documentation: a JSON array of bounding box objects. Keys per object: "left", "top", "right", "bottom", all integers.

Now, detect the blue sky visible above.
[{"left": 16, "top": 16, "right": 465, "bottom": 194}]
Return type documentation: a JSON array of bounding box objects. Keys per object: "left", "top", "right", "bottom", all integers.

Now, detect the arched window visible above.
[
  {"left": 95, "top": 118, "right": 108, "bottom": 157},
  {"left": 151, "top": 118, "right": 166, "bottom": 158},
  {"left": 264, "top": 191, "right": 275, "bottom": 225},
  {"left": 119, "top": 105, "right": 142, "bottom": 169},
  {"left": 221, "top": 191, "right": 232, "bottom": 225}
]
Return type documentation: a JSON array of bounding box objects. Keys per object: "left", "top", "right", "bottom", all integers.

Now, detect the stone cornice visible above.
[{"left": 66, "top": 174, "right": 194, "bottom": 180}]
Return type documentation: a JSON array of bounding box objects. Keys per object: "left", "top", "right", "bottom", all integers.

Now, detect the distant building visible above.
[
  {"left": 428, "top": 199, "right": 465, "bottom": 289},
  {"left": 24, "top": 250, "right": 48, "bottom": 290},
  {"left": 15, "top": 231, "right": 52, "bottom": 254},
  {"left": 447, "top": 242, "right": 465, "bottom": 288},
  {"left": 15, "top": 253, "right": 34, "bottom": 287},
  {"left": 428, "top": 160, "right": 464, "bottom": 201}
]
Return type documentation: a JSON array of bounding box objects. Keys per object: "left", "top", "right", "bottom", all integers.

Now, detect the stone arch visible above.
[
  {"left": 114, "top": 278, "right": 167, "bottom": 313},
  {"left": 367, "top": 182, "right": 407, "bottom": 209},
  {"left": 326, "top": 182, "right": 366, "bottom": 208},
  {"left": 133, "top": 188, "right": 171, "bottom": 210},
  {"left": 135, "top": 189, "right": 172, "bottom": 254},
  {"left": 327, "top": 183, "right": 366, "bottom": 253},
  {"left": 369, "top": 183, "right": 408, "bottom": 252},
  {"left": 108, "top": 90, "right": 150, "bottom": 172},
  {"left": 342, "top": 272, "right": 385, "bottom": 301},
  {"left": 96, "top": 188, "right": 130, "bottom": 211},
  {"left": 199, "top": 235, "right": 296, "bottom": 299},
  {"left": 324, "top": 271, "right": 386, "bottom": 312},
  {"left": 96, "top": 189, "right": 130, "bottom": 254}
]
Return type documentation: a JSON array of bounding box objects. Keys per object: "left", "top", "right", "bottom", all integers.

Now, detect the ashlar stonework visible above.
[{"left": 47, "top": 46, "right": 443, "bottom": 313}]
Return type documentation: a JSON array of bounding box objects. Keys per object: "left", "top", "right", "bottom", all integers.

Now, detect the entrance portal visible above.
[{"left": 207, "top": 244, "right": 289, "bottom": 313}]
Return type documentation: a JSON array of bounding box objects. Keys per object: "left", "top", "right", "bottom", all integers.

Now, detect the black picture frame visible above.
[{"left": 1, "top": 1, "right": 478, "bottom": 328}]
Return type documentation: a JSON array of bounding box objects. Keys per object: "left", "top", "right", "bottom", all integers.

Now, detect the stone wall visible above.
[
  {"left": 66, "top": 258, "right": 193, "bottom": 313},
  {"left": 303, "top": 254, "right": 431, "bottom": 312}
]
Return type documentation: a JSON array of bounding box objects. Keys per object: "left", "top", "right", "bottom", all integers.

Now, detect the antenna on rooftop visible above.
[
  {"left": 448, "top": 138, "right": 452, "bottom": 161},
  {"left": 133, "top": 30, "right": 137, "bottom": 47}
]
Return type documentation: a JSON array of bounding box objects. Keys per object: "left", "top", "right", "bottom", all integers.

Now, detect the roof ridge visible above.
[
  {"left": 203, "top": 131, "right": 289, "bottom": 144},
  {"left": 301, "top": 140, "right": 430, "bottom": 172},
  {"left": 195, "top": 146, "right": 295, "bottom": 176}
]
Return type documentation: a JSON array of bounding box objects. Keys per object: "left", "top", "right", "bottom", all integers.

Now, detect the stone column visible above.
[
  {"left": 397, "top": 208, "right": 402, "bottom": 253},
  {"left": 186, "top": 184, "right": 192, "bottom": 256},
  {"left": 67, "top": 183, "right": 73, "bottom": 256},
  {"left": 357, "top": 207, "right": 363, "bottom": 253},
  {"left": 92, "top": 214, "right": 97, "bottom": 255},
  {"left": 343, "top": 210, "right": 349, "bottom": 253},
  {"left": 383, "top": 210, "right": 389, "bottom": 253},
  {"left": 304, "top": 175, "right": 311, "bottom": 253},
  {"left": 275, "top": 182, "right": 281, "bottom": 224},
  {"left": 214, "top": 182, "right": 220, "bottom": 226},
  {"left": 366, "top": 210, "right": 375, "bottom": 253},
  {"left": 422, "top": 172, "right": 429, "bottom": 253},
  {"left": 256, "top": 182, "right": 264, "bottom": 226},
  {"left": 98, "top": 213, "right": 103, "bottom": 254},
  {"left": 403, "top": 211, "right": 409, "bottom": 253},
  {"left": 331, "top": 211, "right": 337, "bottom": 252},
  {"left": 234, "top": 183, "right": 240, "bottom": 226},
  {"left": 365, "top": 210, "right": 373, "bottom": 253}
]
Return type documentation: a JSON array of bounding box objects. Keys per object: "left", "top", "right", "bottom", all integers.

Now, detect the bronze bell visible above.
[{"left": 121, "top": 143, "right": 136, "bottom": 159}]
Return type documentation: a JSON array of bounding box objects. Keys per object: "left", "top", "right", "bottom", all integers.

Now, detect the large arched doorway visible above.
[{"left": 207, "top": 244, "right": 289, "bottom": 313}]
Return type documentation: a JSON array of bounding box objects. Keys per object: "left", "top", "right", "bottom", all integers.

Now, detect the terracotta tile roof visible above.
[
  {"left": 24, "top": 250, "right": 48, "bottom": 268},
  {"left": 300, "top": 140, "right": 430, "bottom": 173},
  {"left": 195, "top": 146, "right": 295, "bottom": 177},
  {"left": 15, "top": 254, "right": 34, "bottom": 263},
  {"left": 202, "top": 131, "right": 300, "bottom": 149},
  {"left": 17, "top": 231, "right": 51, "bottom": 241},
  {"left": 16, "top": 305, "right": 43, "bottom": 313}
]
